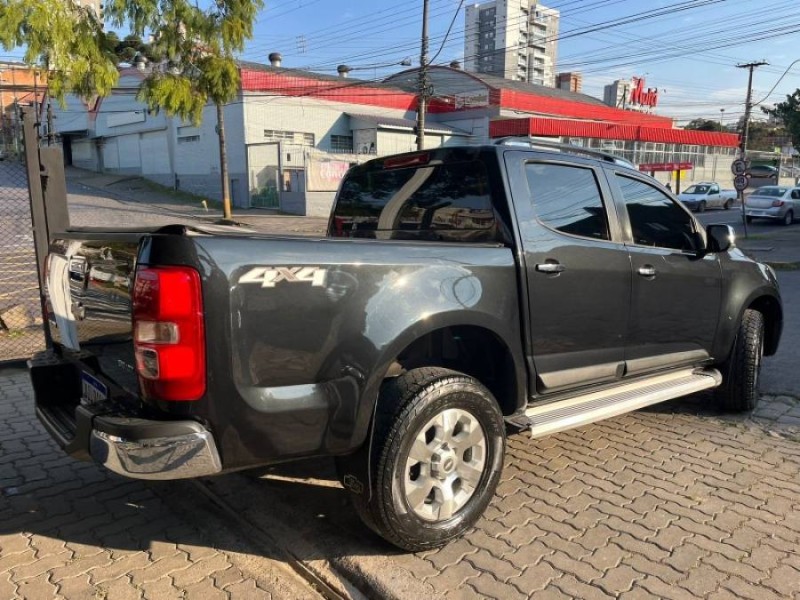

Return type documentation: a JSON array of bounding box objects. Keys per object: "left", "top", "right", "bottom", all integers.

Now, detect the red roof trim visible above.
[
  {"left": 240, "top": 69, "right": 454, "bottom": 113},
  {"left": 489, "top": 117, "right": 740, "bottom": 148},
  {"left": 498, "top": 89, "right": 674, "bottom": 128}
]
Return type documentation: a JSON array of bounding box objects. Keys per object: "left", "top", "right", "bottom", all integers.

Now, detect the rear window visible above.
[
  {"left": 330, "top": 160, "right": 504, "bottom": 243},
  {"left": 753, "top": 187, "right": 787, "bottom": 197}
]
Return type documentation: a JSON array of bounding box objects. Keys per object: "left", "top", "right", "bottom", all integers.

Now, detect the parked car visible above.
[
  {"left": 747, "top": 165, "right": 779, "bottom": 186},
  {"left": 30, "top": 141, "right": 783, "bottom": 551},
  {"left": 677, "top": 182, "right": 737, "bottom": 212},
  {"left": 745, "top": 186, "right": 800, "bottom": 225}
]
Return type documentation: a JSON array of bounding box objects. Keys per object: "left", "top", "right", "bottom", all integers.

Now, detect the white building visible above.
[
  {"left": 464, "top": 0, "right": 559, "bottom": 86},
  {"left": 52, "top": 61, "right": 471, "bottom": 216}
]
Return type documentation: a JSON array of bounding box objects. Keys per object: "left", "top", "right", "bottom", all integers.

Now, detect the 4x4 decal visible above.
[{"left": 239, "top": 266, "right": 327, "bottom": 288}]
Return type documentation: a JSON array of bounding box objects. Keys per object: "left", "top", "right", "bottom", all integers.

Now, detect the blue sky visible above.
[
  {"left": 2, "top": 0, "right": 797, "bottom": 125},
  {"left": 240, "top": 0, "right": 800, "bottom": 124}
]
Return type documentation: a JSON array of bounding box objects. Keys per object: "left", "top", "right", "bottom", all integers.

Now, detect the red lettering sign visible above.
[
  {"left": 629, "top": 78, "right": 659, "bottom": 108},
  {"left": 638, "top": 162, "right": 693, "bottom": 172}
]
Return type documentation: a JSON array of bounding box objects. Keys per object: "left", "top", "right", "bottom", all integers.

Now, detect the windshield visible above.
[
  {"left": 752, "top": 187, "right": 787, "bottom": 198},
  {"left": 683, "top": 185, "right": 709, "bottom": 195}
]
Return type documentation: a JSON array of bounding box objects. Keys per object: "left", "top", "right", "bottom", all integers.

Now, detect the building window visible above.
[
  {"left": 263, "top": 129, "right": 315, "bottom": 146},
  {"left": 330, "top": 135, "right": 354, "bottom": 153},
  {"left": 177, "top": 135, "right": 200, "bottom": 144}
]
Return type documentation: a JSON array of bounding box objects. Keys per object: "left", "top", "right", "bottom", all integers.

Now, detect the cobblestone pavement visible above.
[
  {"left": 0, "top": 368, "right": 321, "bottom": 600},
  {"left": 197, "top": 392, "right": 800, "bottom": 600}
]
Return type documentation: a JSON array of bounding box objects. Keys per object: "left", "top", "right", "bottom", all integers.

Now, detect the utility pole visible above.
[
  {"left": 216, "top": 102, "right": 232, "bottom": 220},
  {"left": 46, "top": 101, "right": 54, "bottom": 146},
  {"left": 415, "top": 0, "right": 429, "bottom": 151},
  {"left": 719, "top": 108, "right": 725, "bottom": 129},
  {"left": 736, "top": 61, "right": 768, "bottom": 238}
]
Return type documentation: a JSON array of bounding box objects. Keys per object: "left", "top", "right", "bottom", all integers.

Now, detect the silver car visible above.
[{"left": 745, "top": 186, "right": 800, "bottom": 225}]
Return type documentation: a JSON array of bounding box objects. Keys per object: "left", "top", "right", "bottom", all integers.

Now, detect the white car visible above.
[
  {"left": 677, "top": 182, "right": 737, "bottom": 212},
  {"left": 745, "top": 186, "right": 800, "bottom": 225}
]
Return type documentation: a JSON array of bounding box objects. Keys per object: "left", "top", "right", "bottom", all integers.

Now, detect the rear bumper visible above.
[
  {"left": 89, "top": 422, "right": 221, "bottom": 480},
  {"left": 745, "top": 207, "right": 784, "bottom": 219},
  {"left": 30, "top": 352, "right": 222, "bottom": 480}
]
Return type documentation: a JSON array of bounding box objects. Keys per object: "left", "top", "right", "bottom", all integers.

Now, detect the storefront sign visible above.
[
  {"left": 454, "top": 89, "right": 490, "bottom": 109},
  {"left": 306, "top": 158, "right": 352, "bottom": 191},
  {"left": 629, "top": 78, "right": 659, "bottom": 108},
  {"left": 638, "top": 162, "right": 693, "bottom": 172}
]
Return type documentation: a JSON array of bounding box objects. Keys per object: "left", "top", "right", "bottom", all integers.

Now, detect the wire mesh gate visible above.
[{"left": 0, "top": 156, "right": 44, "bottom": 362}]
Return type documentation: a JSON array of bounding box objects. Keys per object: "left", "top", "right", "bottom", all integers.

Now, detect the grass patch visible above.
[{"left": 133, "top": 178, "right": 224, "bottom": 210}]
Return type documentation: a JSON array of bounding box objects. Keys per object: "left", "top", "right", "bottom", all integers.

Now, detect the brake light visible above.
[
  {"left": 383, "top": 152, "right": 430, "bottom": 169},
  {"left": 772, "top": 200, "right": 785, "bottom": 207},
  {"left": 132, "top": 266, "right": 205, "bottom": 401}
]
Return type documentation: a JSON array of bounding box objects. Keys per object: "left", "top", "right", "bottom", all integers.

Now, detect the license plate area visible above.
[{"left": 81, "top": 372, "right": 108, "bottom": 404}]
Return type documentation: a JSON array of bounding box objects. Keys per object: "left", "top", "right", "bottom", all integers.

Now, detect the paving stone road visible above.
[
  {"left": 202, "top": 392, "right": 800, "bottom": 600},
  {"left": 0, "top": 368, "right": 321, "bottom": 600}
]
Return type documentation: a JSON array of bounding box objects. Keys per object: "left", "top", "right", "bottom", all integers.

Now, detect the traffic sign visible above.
[
  {"left": 734, "top": 175, "right": 749, "bottom": 191},
  {"left": 731, "top": 160, "right": 748, "bottom": 176}
]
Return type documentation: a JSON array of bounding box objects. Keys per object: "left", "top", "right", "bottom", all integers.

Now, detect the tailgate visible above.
[
  {"left": 44, "top": 233, "right": 141, "bottom": 397},
  {"left": 746, "top": 196, "right": 774, "bottom": 209}
]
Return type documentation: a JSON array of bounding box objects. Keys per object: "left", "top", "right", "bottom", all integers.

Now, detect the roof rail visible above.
[{"left": 493, "top": 136, "right": 636, "bottom": 169}]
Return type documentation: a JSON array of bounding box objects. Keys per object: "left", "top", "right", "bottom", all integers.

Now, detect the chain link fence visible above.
[{"left": 0, "top": 156, "right": 45, "bottom": 362}]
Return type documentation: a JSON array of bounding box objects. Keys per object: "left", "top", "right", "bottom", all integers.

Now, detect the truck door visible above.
[
  {"left": 504, "top": 151, "right": 631, "bottom": 394},
  {"left": 605, "top": 169, "right": 721, "bottom": 375},
  {"left": 709, "top": 184, "right": 721, "bottom": 207}
]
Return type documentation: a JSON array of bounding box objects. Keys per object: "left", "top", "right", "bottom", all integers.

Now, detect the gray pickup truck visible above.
[{"left": 30, "top": 141, "right": 782, "bottom": 551}]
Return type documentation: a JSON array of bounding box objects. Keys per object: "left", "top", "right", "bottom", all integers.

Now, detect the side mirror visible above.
[{"left": 706, "top": 224, "right": 736, "bottom": 253}]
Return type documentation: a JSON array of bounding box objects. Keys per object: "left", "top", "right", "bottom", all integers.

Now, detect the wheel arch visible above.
[{"left": 747, "top": 294, "right": 782, "bottom": 356}]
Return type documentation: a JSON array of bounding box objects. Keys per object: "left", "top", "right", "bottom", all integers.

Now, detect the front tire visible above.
[
  {"left": 783, "top": 210, "right": 794, "bottom": 226},
  {"left": 341, "top": 367, "right": 505, "bottom": 551},
  {"left": 698, "top": 200, "right": 707, "bottom": 213},
  {"left": 715, "top": 309, "right": 765, "bottom": 412}
]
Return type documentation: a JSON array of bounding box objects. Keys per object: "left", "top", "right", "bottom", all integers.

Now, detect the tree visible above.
[
  {"left": 0, "top": 0, "right": 263, "bottom": 219},
  {"left": 684, "top": 118, "right": 725, "bottom": 132},
  {"left": 765, "top": 90, "right": 800, "bottom": 155}
]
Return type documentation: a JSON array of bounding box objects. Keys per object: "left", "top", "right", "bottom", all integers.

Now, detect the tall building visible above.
[
  {"left": 465, "top": 1, "right": 559, "bottom": 86},
  {"left": 74, "top": 0, "right": 102, "bottom": 20},
  {"left": 603, "top": 79, "right": 630, "bottom": 109},
  {"left": 556, "top": 72, "right": 582, "bottom": 93}
]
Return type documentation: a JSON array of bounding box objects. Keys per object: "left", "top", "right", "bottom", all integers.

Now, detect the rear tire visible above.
[
  {"left": 783, "top": 210, "right": 794, "bottom": 226},
  {"left": 746, "top": 216, "right": 754, "bottom": 224},
  {"left": 339, "top": 367, "right": 505, "bottom": 551},
  {"left": 715, "top": 309, "right": 765, "bottom": 413},
  {"left": 724, "top": 199, "right": 733, "bottom": 210},
  {"left": 698, "top": 200, "right": 707, "bottom": 213}
]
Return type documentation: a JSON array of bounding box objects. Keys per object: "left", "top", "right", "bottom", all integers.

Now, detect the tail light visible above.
[
  {"left": 133, "top": 266, "right": 205, "bottom": 401},
  {"left": 772, "top": 200, "right": 785, "bottom": 207}
]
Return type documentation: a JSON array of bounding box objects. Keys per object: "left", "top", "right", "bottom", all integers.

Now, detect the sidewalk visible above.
[
  {"left": 737, "top": 228, "right": 800, "bottom": 269},
  {"left": 66, "top": 168, "right": 328, "bottom": 236}
]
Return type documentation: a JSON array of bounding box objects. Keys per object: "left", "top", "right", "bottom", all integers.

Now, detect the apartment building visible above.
[{"left": 464, "top": 0, "right": 559, "bottom": 86}]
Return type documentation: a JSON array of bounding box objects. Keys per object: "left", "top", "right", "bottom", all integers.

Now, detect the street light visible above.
[
  {"left": 720, "top": 108, "right": 725, "bottom": 129},
  {"left": 336, "top": 58, "right": 412, "bottom": 79}
]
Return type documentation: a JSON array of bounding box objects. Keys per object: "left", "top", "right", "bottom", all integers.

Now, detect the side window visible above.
[
  {"left": 710, "top": 185, "right": 719, "bottom": 194},
  {"left": 792, "top": 189, "right": 800, "bottom": 200},
  {"left": 525, "top": 163, "right": 610, "bottom": 241},
  {"left": 616, "top": 175, "right": 699, "bottom": 251},
  {"left": 332, "top": 160, "right": 503, "bottom": 243}
]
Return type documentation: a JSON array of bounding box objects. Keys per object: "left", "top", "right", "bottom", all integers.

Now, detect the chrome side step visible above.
[{"left": 524, "top": 368, "right": 721, "bottom": 439}]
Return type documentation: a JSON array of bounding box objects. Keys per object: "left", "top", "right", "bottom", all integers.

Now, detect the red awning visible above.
[{"left": 490, "top": 117, "right": 740, "bottom": 148}]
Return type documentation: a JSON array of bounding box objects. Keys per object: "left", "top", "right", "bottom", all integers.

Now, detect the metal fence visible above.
[{"left": 0, "top": 155, "right": 44, "bottom": 362}]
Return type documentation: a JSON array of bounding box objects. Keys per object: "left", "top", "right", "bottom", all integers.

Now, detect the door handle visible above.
[
  {"left": 536, "top": 262, "right": 565, "bottom": 274},
  {"left": 638, "top": 265, "right": 656, "bottom": 278}
]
